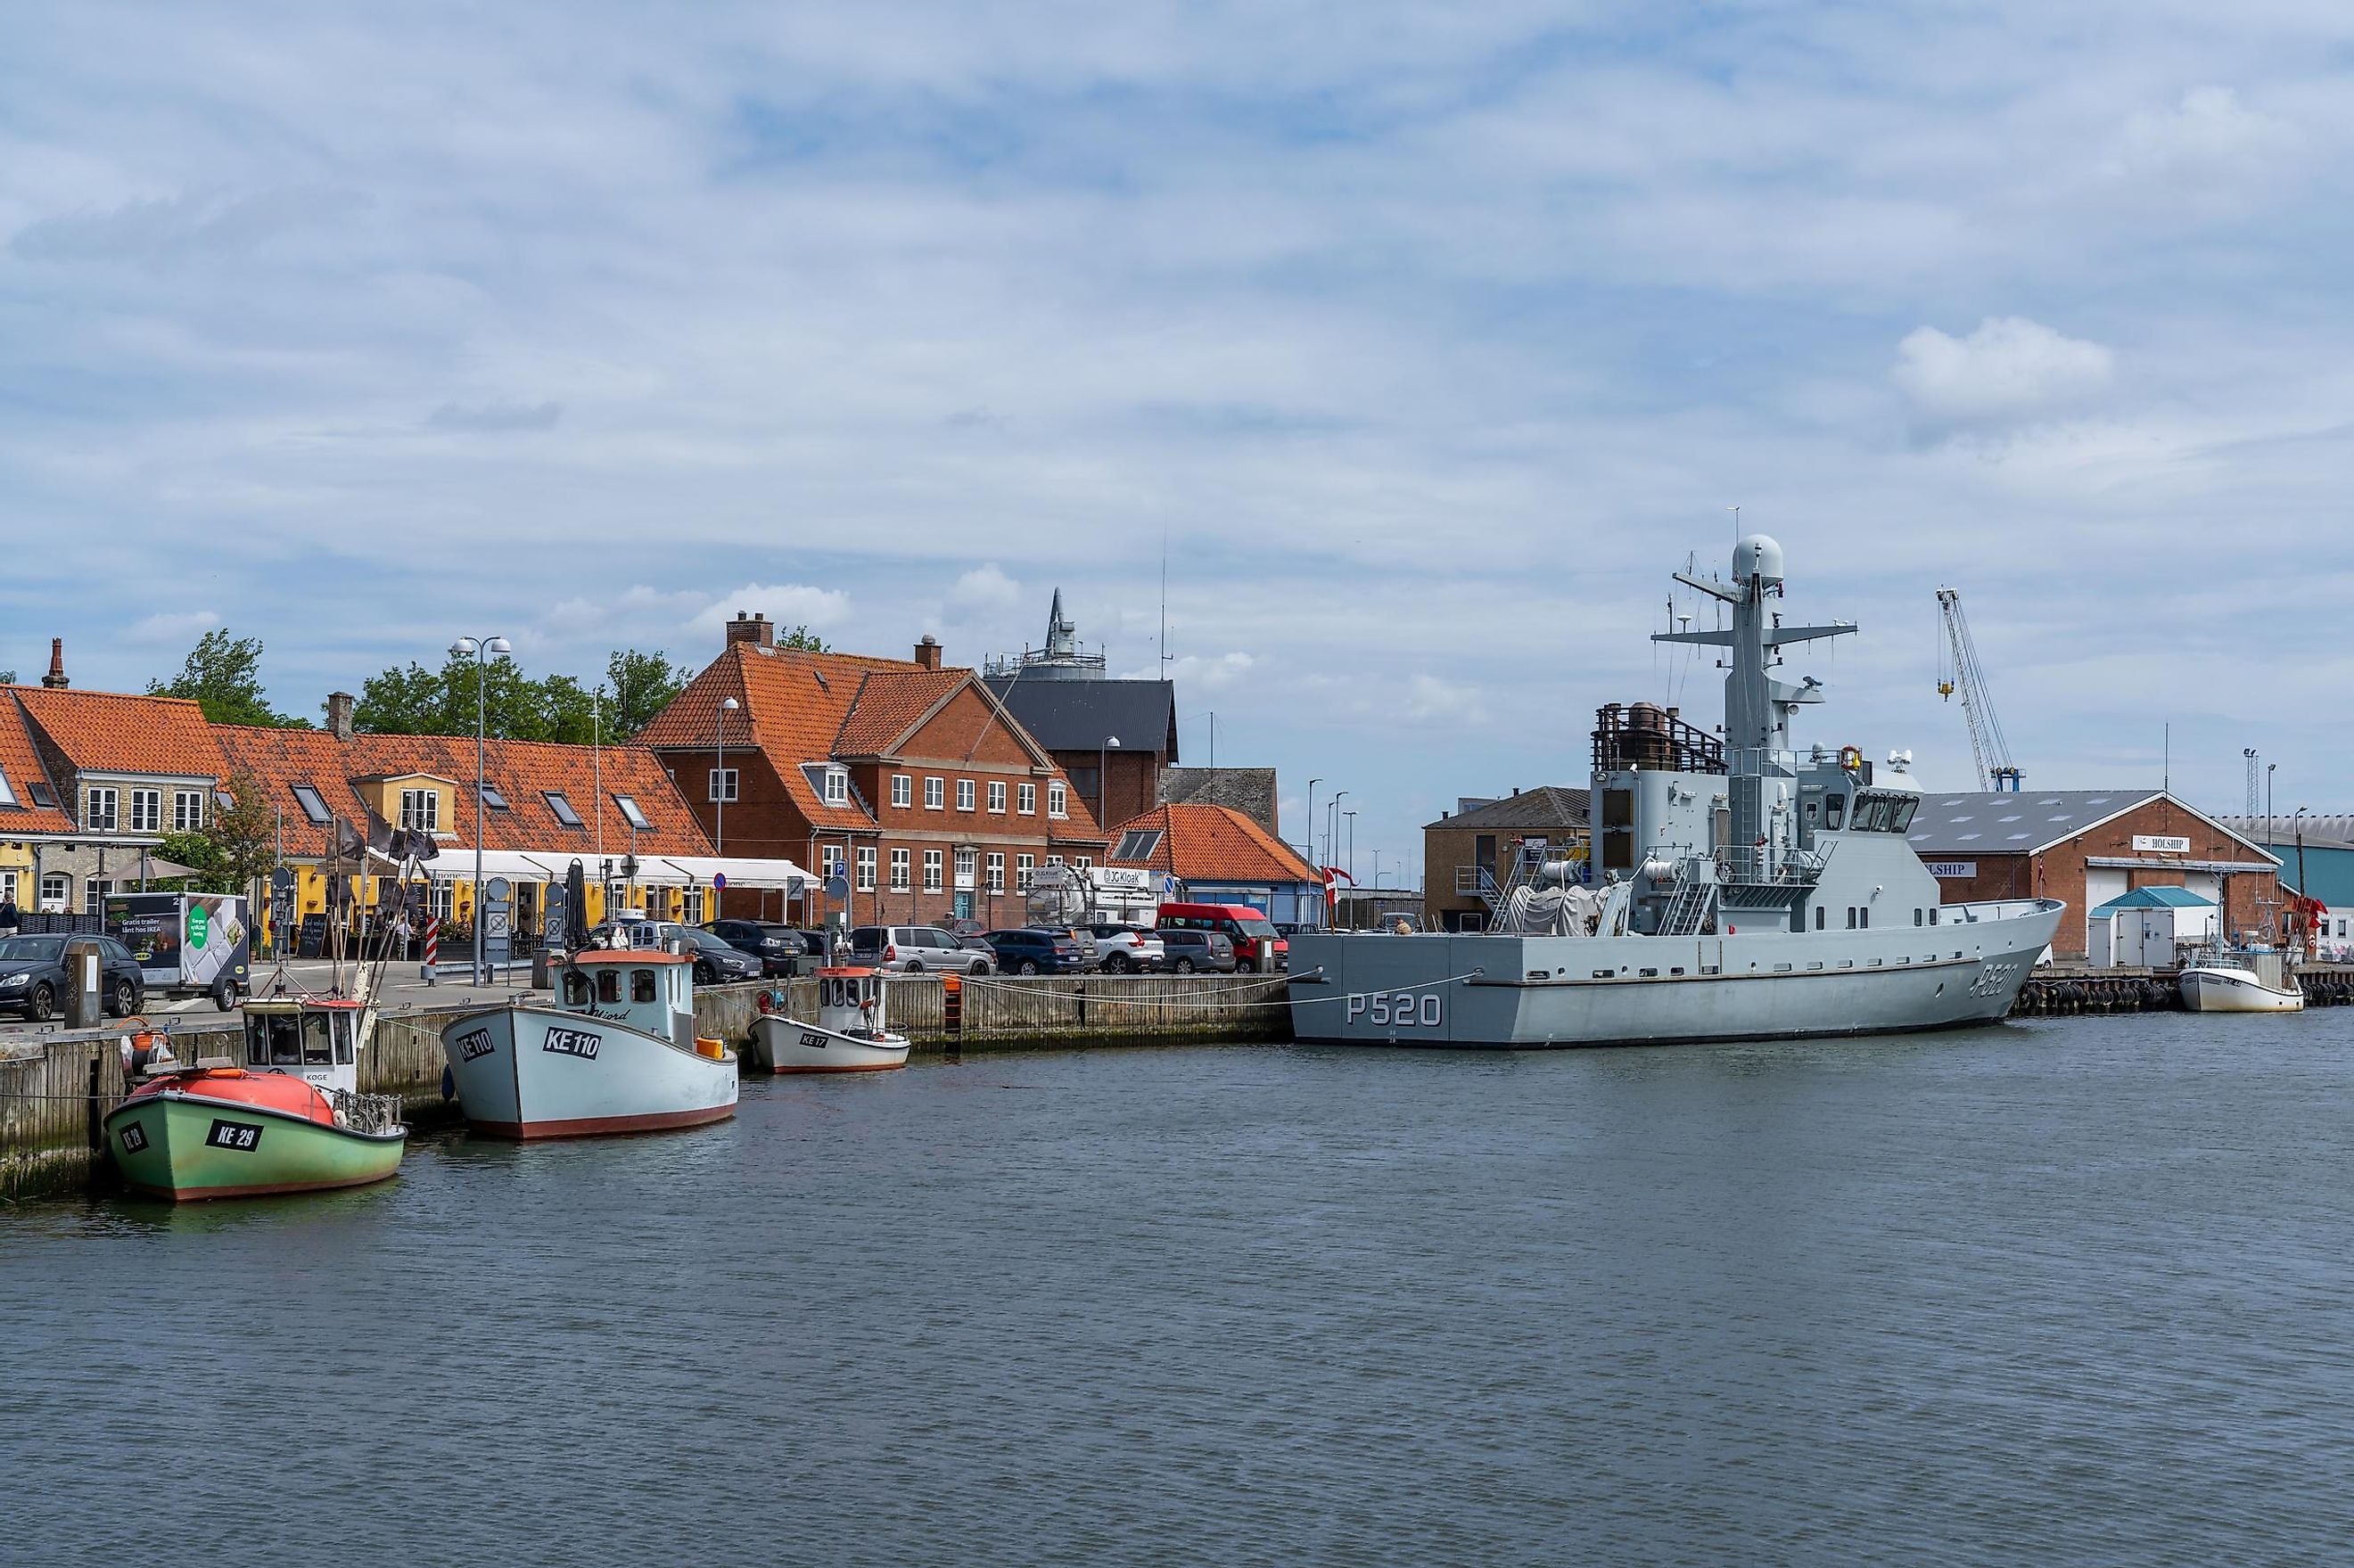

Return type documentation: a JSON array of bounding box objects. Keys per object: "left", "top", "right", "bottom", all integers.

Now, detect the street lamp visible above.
[
  {"left": 1346, "top": 809, "right": 1357, "bottom": 891},
  {"left": 450, "top": 633, "right": 511, "bottom": 983},
  {"left": 1329, "top": 791, "right": 1347, "bottom": 872},
  {"left": 715, "top": 697, "right": 740, "bottom": 916},
  {"left": 1306, "top": 777, "right": 1322, "bottom": 870},
  {"left": 1100, "top": 735, "right": 1121, "bottom": 827}
]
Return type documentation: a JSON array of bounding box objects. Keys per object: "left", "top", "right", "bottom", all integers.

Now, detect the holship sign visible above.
[{"left": 2131, "top": 834, "right": 2192, "bottom": 854}]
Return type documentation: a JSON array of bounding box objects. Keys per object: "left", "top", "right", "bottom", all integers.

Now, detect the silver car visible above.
[
  {"left": 846, "top": 925, "right": 995, "bottom": 975},
  {"left": 1086, "top": 923, "right": 1165, "bottom": 973}
]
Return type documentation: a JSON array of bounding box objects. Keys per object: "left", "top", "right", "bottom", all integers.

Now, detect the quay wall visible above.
[
  {"left": 2, "top": 973, "right": 1294, "bottom": 1199},
  {"left": 2013, "top": 964, "right": 2354, "bottom": 1016}
]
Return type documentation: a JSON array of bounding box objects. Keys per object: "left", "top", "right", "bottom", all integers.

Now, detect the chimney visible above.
[
  {"left": 725, "top": 611, "right": 774, "bottom": 649},
  {"left": 326, "top": 691, "right": 355, "bottom": 742},
  {"left": 913, "top": 635, "right": 942, "bottom": 671},
  {"left": 42, "top": 637, "right": 67, "bottom": 689}
]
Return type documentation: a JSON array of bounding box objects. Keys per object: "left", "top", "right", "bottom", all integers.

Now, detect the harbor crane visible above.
[{"left": 1936, "top": 587, "right": 2021, "bottom": 792}]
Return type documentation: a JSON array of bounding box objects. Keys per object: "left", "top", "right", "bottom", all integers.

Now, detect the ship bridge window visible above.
[
  {"left": 564, "top": 969, "right": 592, "bottom": 1007},
  {"left": 302, "top": 1013, "right": 333, "bottom": 1066},
  {"left": 1825, "top": 795, "right": 1845, "bottom": 830},
  {"left": 632, "top": 969, "right": 659, "bottom": 1004}
]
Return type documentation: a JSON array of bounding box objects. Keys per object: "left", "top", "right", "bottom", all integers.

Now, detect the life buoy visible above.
[
  {"left": 756, "top": 990, "right": 776, "bottom": 1014},
  {"left": 1837, "top": 745, "right": 1864, "bottom": 773}
]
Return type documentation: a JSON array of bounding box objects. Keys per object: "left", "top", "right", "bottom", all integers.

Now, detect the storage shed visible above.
[{"left": 2084, "top": 886, "right": 2218, "bottom": 968}]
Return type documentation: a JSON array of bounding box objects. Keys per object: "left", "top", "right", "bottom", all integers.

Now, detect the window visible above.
[
  {"left": 609, "top": 794, "right": 649, "bottom": 831},
  {"left": 856, "top": 845, "right": 877, "bottom": 891},
  {"left": 213, "top": 788, "right": 235, "bottom": 813},
  {"left": 429, "top": 879, "right": 455, "bottom": 921},
  {"left": 632, "top": 969, "right": 659, "bottom": 1004},
  {"left": 39, "top": 873, "right": 67, "bottom": 909},
  {"left": 1860, "top": 907, "right": 1871, "bottom": 929},
  {"left": 1017, "top": 853, "right": 1035, "bottom": 891},
  {"left": 1048, "top": 782, "right": 1067, "bottom": 818},
  {"left": 1825, "top": 795, "right": 1845, "bottom": 830},
  {"left": 1045, "top": 854, "right": 1063, "bottom": 868},
  {"left": 0, "top": 766, "right": 15, "bottom": 808},
  {"left": 925, "top": 777, "right": 944, "bottom": 810},
  {"left": 84, "top": 878, "right": 112, "bottom": 917},
  {"left": 681, "top": 887, "right": 704, "bottom": 924},
  {"left": 399, "top": 789, "right": 439, "bottom": 832},
  {"left": 292, "top": 783, "right": 333, "bottom": 825},
  {"left": 0, "top": 871, "right": 13, "bottom": 903},
  {"left": 1017, "top": 783, "right": 1036, "bottom": 815},
  {"left": 957, "top": 779, "right": 975, "bottom": 811},
  {"left": 28, "top": 780, "right": 57, "bottom": 809},
  {"left": 1914, "top": 908, "right": 1924, "bottom": 926},
  {"left": 923, "top": 850, "right": 943, "bottom": 893},
  {"left": 988, "top": 781, "right": 1006, "bottom": 814},
  {"left": 825, "top": 768, "right": 849, "bottom": 807},
  {"left": 545, "top": 792, "right": 584, "bottom": 827},
  {"left": 986, "top": 851, "right": 1005, "bottom": 892},
  {"left": 1113, "top": 828, "right": 1164, "bottom": 861},
  {"left": 1846, "top": 907, "right": 1857, "bottom": 929},
  {"left": 598, "top": 969, "right": 621, "bottom": 1005},
  {"left": 1074, "top": 856, "right": 1091, "bottom": 869},
  {"left": 128, "top": 789, "right": 160, "bottom": 833},
  {"left": 708, "top": 770, "right": 737, "bottom": 804},
  {"left": 1815, "top": 906, "right": 1825, "bottom": 930},
  {"left": 86, "top": 787, "right": 118, "bottom": 832},
  {"left": 480, "top": 784, "right": 511, "bottom": 812},
  {"left": 955, "top": 847, "right": 975, "bottom": 885},
  {"left": 892, "top": 775, "right": 912, "bottom": 809},
  {"left": 173, "top": 789, "right": 205, "bottom": 832},
  {"left": 889, "top": 849, "right": 910, "bottom": 891}
]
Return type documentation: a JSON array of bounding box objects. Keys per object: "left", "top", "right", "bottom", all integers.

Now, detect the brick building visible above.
[
  {"left": 639, "top": 614, "right": 1107, "bottom": 928},
  {"left": 1905, "top": 789, "right": 2279, "bottom": 961},
  {"left": 1422, "top": 786, "right": 1590, "bottom": 932},
  {"left": 982, "top": 590, "right": 1178, "bottom": 832}
]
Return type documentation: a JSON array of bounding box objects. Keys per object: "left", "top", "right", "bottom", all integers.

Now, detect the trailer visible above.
[{"left": 104, "top": 891, "right": 253, "bottom": 1010}]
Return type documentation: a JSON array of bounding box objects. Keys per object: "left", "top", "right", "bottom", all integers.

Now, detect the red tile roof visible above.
[
  {"left": 834, "top": 669, "right": 969, "bottom": 755},
  {"left": 0, "top": 700, "right": 73, "bottom": 833},
  {"left": 1105, "top": 802, "right": 1318, "bottom": 884},
  {"left": 10, "top": 685, "right": 225, "bottom": 778}
]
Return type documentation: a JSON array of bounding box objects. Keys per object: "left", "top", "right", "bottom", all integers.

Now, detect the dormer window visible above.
[
  {"left": 399, "top": 788, "right": 440, "bottom": 832},
  {"left": 802, "top": 763, "right": 850, "bottom": 808},
  {"left": 545, "top": 792, "right": 584, "bottom": 828}
]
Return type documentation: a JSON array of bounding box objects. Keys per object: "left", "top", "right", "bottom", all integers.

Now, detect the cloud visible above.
[
  {"left": 1892, "top": 317, "right": 2114, "bottom": 431},
  {"left": 1142, "top": 651, "right": 1255, "bottom": 692},
  {"left": 687, "top": 582, "right": 853, "bottom": 636},
  {"left": 426, "top": 400, "right": 563, "bottom": 432},
  {"left": 941, "top": 563, "right": 1022, "bottom": 620},
  {"left": 2109, "top": 86, "right": 2295, "bottom": 188},
  {"left": 1403, "top": 673, "right": 1487, "bottom": 726},
  {"left": 125, "top": 610, "right": 223, "bottom": 647},
  {"left": 10, "top": 186, "right": 366, "bottom": 266}
]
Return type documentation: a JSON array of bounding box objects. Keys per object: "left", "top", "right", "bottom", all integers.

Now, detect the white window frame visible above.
[
  {"left": 1016, "top": 853, "right": 1035, "bottom": 891},
  {"left": 399, "top": 788, "right": 440, "bottom": 833},
  {"left": 892, "top": 775, "right": 912, "bottom": 809},
  {"left": 1048, "top": 782, "right": 1066, "bottom": 819},
  {"left": 986, "top": 851, "right": 1005, "bottom": 892},
  {"left": 429, "top": 879, "right": 456, "bottom": 921},
  {"left": 954, "top": 847, "right": 975, "bottom": 885},
  {"left": 889, "top": 848, "right": 910, "bottom": 892},
  {"left": 923, "top": 850, "right": 943, "bottom": 894},
  {"left": 824, "top": 768, "right": 849, "bottom": 807},
  {"left": 855, "top": 845, "right": 877, "bottom": 891},
  {"left": 0, "top": 767, "right": 16, "bottom": 808},
  {"left": 988, "top": 780, "right": 1007, "bottom": 814},
  {"left": 84, "top": 878, "right": 112, "bottom": 917},
  {"left": 39, "top": 872, "right": 68, "bottom": 910},
  {"left": 1017, "top": 782, "right": 1035, "bottom": 816},
  {"left": 708, "top": 768, "right": 738, "bottom": 804},
  {"left": 681, "top": 887, "right": 705, "bottom": 924},
  {"left": 957, "top": 779, "right": 975, "bottom": 811},
  {"left": 86, "top": 786, "right": 118, "bottom": 833},
  {"left": 1074, "top": 856, "right": 1091, "bottom": 869},
  {"left": 128, "top": 788, "right": 162, "bottom": 833},
  {"left": 173, "top": 789, "right": 206, "bottom": 833},
  {"left": 1045, "top": 854, "right": 1062, "bottom": 868},
  {"left": 924, "top": 776, "right": 944, "bottom": 810}
]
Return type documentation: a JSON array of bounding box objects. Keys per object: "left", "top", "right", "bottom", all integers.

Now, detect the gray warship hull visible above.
[{"left": 1287, "top": 898, "right": 2064, "bottom": 1047}]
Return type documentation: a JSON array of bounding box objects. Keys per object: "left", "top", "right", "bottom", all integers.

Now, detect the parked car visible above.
[
  {"left": 847, "top": 925, "right": 995, "bottom": 975},
  {"left": 1154, "top": 928, "right": 1238, "bottom": 974},
  {"left": 676, "top": 926, "right": 762, "bottom": 985},
  {"left": 1028, "top": 924, "right": 1099, "bottom": 965},
  {"left": 702, "top": 919, "right": 821, "bottom": 978},
  {"left": 0, "top": 932, "right": 146, "bottom": 1020},
  {"left": 1086, "top": 923, "right": 1165, "bottom": 973},
  {"left": 983, "top": 928, "right": 1087, "bottom": 975},
  {"left": 1157, "top": 902, "right": 1287, "bottom": 972}
]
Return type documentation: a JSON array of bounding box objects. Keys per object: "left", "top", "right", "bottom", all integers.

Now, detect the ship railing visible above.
[
  {"left": 1455, "top": 865, "right": 1499, "bottom": 898},
  {"left": 1943, "top": 897, "right": 2055, "bottom": 924},
  {"left": 330, "top": 1088, "right": 405, "bottom": 1136},
  {"left": 1716, "top": 845, "right": 1826, "bottom": 885}
]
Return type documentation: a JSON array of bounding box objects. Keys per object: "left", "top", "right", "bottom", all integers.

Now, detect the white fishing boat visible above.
[
  {"left": 749, "top": 967, "right": 910, "bottom": 1073},
  {"left": 440, "top": 949, "right": 738, "bottom": 1137},
  {"left": 2179, "top": 947, "right": 2304, "bottom": 1014}
]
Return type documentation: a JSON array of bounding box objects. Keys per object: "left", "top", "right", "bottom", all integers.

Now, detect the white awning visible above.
[{"left": 407, "top": 850, "right": 816, "bottom": 891}]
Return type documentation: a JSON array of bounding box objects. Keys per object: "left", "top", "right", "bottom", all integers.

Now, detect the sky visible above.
[{"left": 7, "top": 2, "right": 2354, "bottom": 884}]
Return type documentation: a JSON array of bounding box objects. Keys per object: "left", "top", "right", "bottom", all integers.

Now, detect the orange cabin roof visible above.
[{"left": 129, "top": 1068, "right": 335, "bottom": 1127}]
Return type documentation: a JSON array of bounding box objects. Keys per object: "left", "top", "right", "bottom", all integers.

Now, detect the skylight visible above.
[
  {"left": 544, "top": 791, "right": 583, "bottom": 827},
  {"left": 1113, "top": 828, "right": 1164, "bottom": 861},
  {"left": 481, "top": 784, "right": 511, "bottom": 811},
  {"left": 292, "top": 784, "right": 333, "bottom": 825},
  {"left": 613, "top": 793, "right": 651, "bottom": 831},
  {"left": 0, "top": 765, "right": 16, "bottom": 807},
  {"left": 28, "top": 781, "right": 56, "bottom": 809}
]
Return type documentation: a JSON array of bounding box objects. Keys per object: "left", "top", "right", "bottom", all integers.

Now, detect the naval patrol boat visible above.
[{"left": 1287, "top": 534, "right": 2064, "bottom": 1047}]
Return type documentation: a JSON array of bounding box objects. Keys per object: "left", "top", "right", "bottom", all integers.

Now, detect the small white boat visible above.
[
  {"left": 750, "top": 967, "right": 910, "bottom": 1074},
  {"left": 2179, "top": 948, "right": 2304, "bottom": 1014},
  {"left": 440, "top": 949, "right": 738, "bottom": 1137}
]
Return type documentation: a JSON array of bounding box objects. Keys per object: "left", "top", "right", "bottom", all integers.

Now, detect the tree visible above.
[
  {"left": 605, "top": 648, "right": 692, "bottom": 737},
  {"left": 150, "top": 629, "right": 308, "bottom": 727},
  {"left": 152, "top": 774, "right": 277, "bottom": 896},
  {"left": 778, "top": 626, "right": 829, "bottom": 652}
]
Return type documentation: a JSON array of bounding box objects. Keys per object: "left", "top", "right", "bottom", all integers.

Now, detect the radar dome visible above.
[{"left": 1733, "top": 533, "right": 1784, "bottom": 587}]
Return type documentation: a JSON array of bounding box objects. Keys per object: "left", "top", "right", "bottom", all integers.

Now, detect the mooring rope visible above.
[{"left": 940, "top": 968, "right": 1486, "bottom": 1011}]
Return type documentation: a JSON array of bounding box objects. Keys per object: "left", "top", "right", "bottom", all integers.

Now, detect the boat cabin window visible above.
[
  {"left": 251, "top": 1014, "right": 305, "bottom": 1066},
  {"left": 563, "top": 968, "right": 592, "bottom": 1007},
  {"left": 303, "top": 1013, "right": 333, "bottom": 1066},
  {"left": 1824, "top": 795, "right": 1845, "bottom": 830},
  {"left": 632, "top": 969, "right": 658, "bottom": 1004},
  {"left": 1847, "top": 792, "right": 1922, "bottom": 833},
  {"left": 335, "top": 1016, "right": 354, "bottom": 1064},
  {"left": 597, "top": 969, "right": 622, "bottom": 1005}
]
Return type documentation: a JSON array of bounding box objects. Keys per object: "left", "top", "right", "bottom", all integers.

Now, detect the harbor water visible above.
[{"left": 8, "top": 1014, "right": 2354, "bottom": 1565}]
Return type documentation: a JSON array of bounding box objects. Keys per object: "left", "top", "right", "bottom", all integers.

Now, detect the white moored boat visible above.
[
  {"left": 440, "top": 949, "right": 738, "bottom": 1137},
  {"left": 750, "top": 967, "right": 910, "bottom": 1073},
  {"left": 2179, "top": 948, "right": 2304, "bottom": 1014}
]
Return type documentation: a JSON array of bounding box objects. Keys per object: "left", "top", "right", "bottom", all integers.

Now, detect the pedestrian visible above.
[{"left": 0, "top": 891, "right": 20, "bottom": 940}]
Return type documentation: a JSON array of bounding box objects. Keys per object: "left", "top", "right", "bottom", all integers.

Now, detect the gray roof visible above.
[
  {"left": 1158, "top": 767, "right": 1278, "bottom": 833},
  {"left": 1905, "top": 789, "right": 2164, "bottom": 855},
  {"left": 1427, "top": 786, "right": 1589, "bottom": 833},
  {"left": 981, "top": 677, "right": 1178, "bottom": 758},
  {"left": 2211, "top": 815, "right": 2354, "bottom": 853}
]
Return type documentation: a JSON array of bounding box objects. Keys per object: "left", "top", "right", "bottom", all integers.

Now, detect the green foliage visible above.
[
  {"left": 151, "top": 782, "right": 275, "bottom": 895},
  {"left": 778, "top": 626, "right": 829, "bottom": 652},
  {"left": 605, "top": 648, "right": 693, "bottom": 738},
  {"left": 149, "top": 629, "right": 309, "bottom": 727},
  {"left": 354, "top": 648, "right": 694, "bottom": 742}
]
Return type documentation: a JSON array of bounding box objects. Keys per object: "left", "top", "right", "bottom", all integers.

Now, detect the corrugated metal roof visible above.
[
  {"left": 2089, "top": 887, "right": 2216, "bottom": 913},
  {"left": 2210, "top": 815, "right": 2354, "bottom": 853},
  {"left": 1905, "top": 789, "right": 2160, "bottom": 854}
]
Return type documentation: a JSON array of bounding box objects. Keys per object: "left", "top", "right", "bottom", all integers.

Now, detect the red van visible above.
[{"left": 1156, "top": 902, "right": 1288, "bottom": 973}]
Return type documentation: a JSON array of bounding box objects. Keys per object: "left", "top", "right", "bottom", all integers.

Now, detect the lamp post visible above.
[
  {"left": 1329, "top": 791, "right": 1347, "bottom": 873},
  {"left": 1100, "top": 735, "right": 1121, "bottom": 828},
  {"left": 1306, "top": 777, "right": 1322, "bottom": 871},
  {"left": 714, "top": 696, "right": 739, "bottom": 919},
  {"left": 1346, "top": 809, "right": 1356, "bottom": 891},
  {"left": 450, "top": 633, "right": 511, "bottom": 983}
]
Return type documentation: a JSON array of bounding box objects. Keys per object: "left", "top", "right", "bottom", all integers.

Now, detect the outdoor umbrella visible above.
[{"left": 564, "top": 859, "right": 590, "bottom": 953}]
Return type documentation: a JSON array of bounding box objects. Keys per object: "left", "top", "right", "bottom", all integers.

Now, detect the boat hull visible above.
[
  {"left": 2178, "top": 967, "right": 2304, "bottom": 1013},
  {"left": 749, "top": 1016, "right": 910, "bottom": 1073},
  {"left": 1287, "top": 900, "right": 2067, "bottom": 1047},
  {"left": 440, "top": 1004, "right": 738, "bottom": 1139},
  {"left": 103, "top": 1090, "right": 405, "bottom": 1201}
]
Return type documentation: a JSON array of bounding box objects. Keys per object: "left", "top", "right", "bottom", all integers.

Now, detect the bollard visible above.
[{"left": 62, "top": 938, "right": 103, "bottom": 1030}]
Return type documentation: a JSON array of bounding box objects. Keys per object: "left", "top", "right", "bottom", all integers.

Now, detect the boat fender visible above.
[
  {"left": 1837, "top": 745, "right": 1864, "bottom": 773},
  {"left": 756, "top": 990, "right": 776, "bottom": 1014},
  {"left": 440, "top": 1065, "right": 456, "bottom": 1101}
]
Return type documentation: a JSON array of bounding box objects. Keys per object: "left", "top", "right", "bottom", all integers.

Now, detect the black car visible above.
[
  {"left": 982, "top": 928, "right": 1085, "bottom": 975},
  {"left": 703, "top": 920, "right": 822, "bottom": 978},
  {"left": 1155, "top": 929, "right": 1238, "bottom": 974},
  {"left": 0, "top": 933, "right": 146, "bottom": 1020},
  {"left": 676, "top": 926, "right": 762, "bottom": 985}
]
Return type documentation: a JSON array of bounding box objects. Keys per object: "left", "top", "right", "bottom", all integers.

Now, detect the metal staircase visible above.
[{"left": 1657, "top": 870, "right": 1716, "bottom": 936}]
